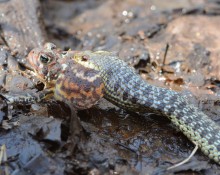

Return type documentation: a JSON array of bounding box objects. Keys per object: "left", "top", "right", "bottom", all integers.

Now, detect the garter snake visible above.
[{"left": 26, "top": 43, "right": 220, "bottom": 165}]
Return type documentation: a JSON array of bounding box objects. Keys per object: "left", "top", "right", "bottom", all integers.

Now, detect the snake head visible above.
[{"left": 27, "top": 43, "right": 62, "bottom": 87}]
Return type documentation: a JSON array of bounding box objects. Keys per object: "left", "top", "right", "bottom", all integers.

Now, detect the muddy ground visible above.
[{"left": 1, "top": 0, "right": 220, "bottom": 174}]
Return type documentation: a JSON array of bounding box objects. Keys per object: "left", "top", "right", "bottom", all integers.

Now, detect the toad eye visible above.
[{"left": 40, "top": 55, "right": 50, "bottom": 64}]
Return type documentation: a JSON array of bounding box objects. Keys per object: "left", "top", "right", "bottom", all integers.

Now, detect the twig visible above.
[
  {"left": 116, "top": 142, "right": 138, "bottom": 154},
  {"left": 167, "top": 141, "right": 198, "bottom": 170},
  {"left": 0, "top": 144, "right": 9, "bottom": 175},
  {"left": 162, "top": 43, "right": 169, "bottom": 66}
]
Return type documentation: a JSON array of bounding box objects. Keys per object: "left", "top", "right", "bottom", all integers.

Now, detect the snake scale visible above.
[{"left": 25, "top": 43, "right": 220, "bottom": 165}]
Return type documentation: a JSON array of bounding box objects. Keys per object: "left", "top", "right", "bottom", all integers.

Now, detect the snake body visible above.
[{"left": 27, "top": 43, "right": 220, "bottom": 164}]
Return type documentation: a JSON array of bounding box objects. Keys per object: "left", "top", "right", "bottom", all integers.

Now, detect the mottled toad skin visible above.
[{"left": 27, "top": 43, "right": 104, "bottom": 110}]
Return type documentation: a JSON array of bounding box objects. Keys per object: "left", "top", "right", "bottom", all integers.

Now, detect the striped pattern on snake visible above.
[{"left": 27, "top": 43, "right": 220, "bottom": 164}]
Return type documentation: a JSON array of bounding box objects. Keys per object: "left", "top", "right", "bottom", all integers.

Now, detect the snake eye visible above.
[
  {"left": 40, "top": 55, "right": 50, "bottom": 64},
  {"left": 82, "top": 55, "right": 89, "bottom": 61}
]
